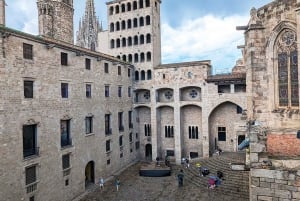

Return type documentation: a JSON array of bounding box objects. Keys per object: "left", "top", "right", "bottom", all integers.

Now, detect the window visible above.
[
  {"left": 122, "top": 55, "right": 126, "bottom": 62},
  {"left": 276, "top": 30, "right": 299, "bottom": 107},
  {"left": 110, "top": 23, "right": 114, "bottom": 32},
  {"left": 134, "top": 35, "right": 138, "bottom": 45},
  {"left": 61, "top": 52, "right": 68, "bottom": 66},
  {"left": 121, "top": 20, "right": 126, "bottom": 30},
  {"left": 147, "top": 70, "right": 152, "bottom": 80},
  {"left": 135, "top": 71, "right": 139, "bottom": 80},
  {"left": 236, "top": 106, "right": 243, "bottom": 114},
  {"left": 24, "top": 80, "right": 34, "bottom": 98},
  {"left": 127, "top": 2, "right": 131, "bottom": 11},
  {"left": 118, "top": 86, "right": 122, "bottom": 97},
  {"left": 116, "top": 22, "right": 120, "bottom": 31},
  {"left": 119, "top": 135, "right": 123, "bottom": 146},
  {"left": 165, "top": 90, "right": 173, "bottom": 100},
  {"left": 115, "top": 5, "right": 119, "bottom": 13},
  {"left": 25, "top": 165, "right": 37, "bottom": 185},
  {"left": 85, "top": 58, "right": 91, "bottom": 70},
  {"left": 218, "top": 127, "right": 226, "bottom": 141},
  {"left": 128, "top": 110, "right": 133, "bottom": 128},
  {"left": 121, "top": 4, "right": 125, "bottom": 12},
  {"left": 116, "top": 39, "right": 120, "bottom": 47},
  {"left": 106, "top": 140, "right": 111, "bottom": 152},
  {"left": 118, "top": 66, "right": 122, "bottom": 75},
  {"left": 140, "top": 53, "right": 145, "bottom": 62},
  {"left": 146, "top": 0, "right": 150, "bottom": 7},
  {"left": 23, "top": 43, "right": 33, "bottom": 60},
  {"left": 128, "top": 68, "right": 131, "bottom": 77},
  {"left": 165, "top": 125, "right": 174, "bottom": 138},
  {"left": 134, "top": 53, "right": 139, "bottom": 63},
  {"left": 29, "top": 196, "right": 35, "bottom": 201},
  {"left": 109, "top": 6, "right": 114, "bottom": 15},
  {"left": 105, "top": 85, "right": 110, "bottom": 97},
  {"left": 110, "top": 39, "right": 115, "bottom": 48},
  {"left": 189, "top": 89, "right": 198, "bottom": 98},
  {"left": 188, "top": 126, "right": 199, "bottom": 139},
  {"left": 133, "top": 1, "right": 137, "bottom": 10},
  {"left": 107, "top": 159, "right": 111, "bottom": 165},
  {"left": 105, "top": 114, "right": 111, "bottom": 135},
  {"left": 128, "top": 37, "right": 132, "bottom": 46},
  {"left": 141, "top": 70, "right": 145, "bottom": 80},
  {"left": 129, "top": 132, "right": 133, "bottom": 142},
  {"left": 23, "top": 124, "right": 38, "bottom": 158},
  {"left": 146, "top": 34, "right": 151, "bottom": 43},
  {"left": 146, "top": 15, "right": 151, "bottom": 25},
  {"left": 61, "top": 120, "right": 71, "bottom": 147},
  {"left": 118, "top": 112, "right": 124, "bottom": 131},
  {"left": 127, "top": 19, "right": 132, "bottom": 29},
  {"left": 140, "top": 35, "right": 144, "bottom": 45},
  {"left": 133, "top": 18, "right": 138, "bottom": 27},
  {"left": 135, "top": 141, "right": 140, "bottom": 150},
  {"left": 85, "top": 116, "right": 93, "bottom": 134},
  {"left": 122, "top": 37, "right": 126, "bottom": 47},
  {"left": 86, "top": 84, "right": 92, "bottom": 98},
  {"left": 128, "top": 86, "right": 132, "bottom": 97},
  {"left": 139, "top": 17, "right": 144, "bottom": 26},
  {"left": 62, "top": 154, "right": 70, "bottom": 170},
  {"left": 61, "top": 83, "right": 68, "bottom": 98},
  {"left": 104, "top": 63, "right": 109, "bottom": 73},
  {"left": 144, "top": 124, "right": 151, "bottom": 136},
  {"left": 166, "top": 150, "right": 174, "bottom": 157},
  {"left": 139, "top": 0, "right": 143, "bottom": 8}
]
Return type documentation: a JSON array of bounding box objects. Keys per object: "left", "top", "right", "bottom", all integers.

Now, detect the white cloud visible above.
[{"left": 161, "top": 14, "right": 249, "bottom": 72}]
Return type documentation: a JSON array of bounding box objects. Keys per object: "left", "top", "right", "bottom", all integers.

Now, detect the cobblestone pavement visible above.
[{"left": 78, "top": 162, "right": 247, "bottom": 201}]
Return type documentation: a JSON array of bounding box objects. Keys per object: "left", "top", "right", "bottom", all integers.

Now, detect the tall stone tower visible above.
[
  {"left": 0, "top": 0, "right": 5, "bottom": 26},
  {"left": 76, "top": 0, "right": 101, "bottom": 51},
  {"left": 37, "top": 0, "right": 74, "bottom": 44}
]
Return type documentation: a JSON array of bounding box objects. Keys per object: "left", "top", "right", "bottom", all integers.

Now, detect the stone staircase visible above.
[{"left": 173, "top": 152, "right": 250, "bottom": 201}]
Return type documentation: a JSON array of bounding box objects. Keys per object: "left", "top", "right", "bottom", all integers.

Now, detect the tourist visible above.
[
  {"left": 201, "top": 167, "right": 210, "bottom": 177},
  {"left": 208, "top": 176, "right": 216, "bottom": 189},
  {"left": 185, "top": 158, "right": 190, "bottom": 168},
  {"left": 115, "top": 178, "right": 120, "bottom": 191},
  {"left": 99, "top": 177, "right": 104, "bottom": 189},
  {"left": 177, "top": 169, "right": 184, "bottom": 187}
]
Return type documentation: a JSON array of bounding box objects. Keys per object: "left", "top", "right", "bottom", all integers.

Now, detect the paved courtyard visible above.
[{"left": 78, "top": 158, "right": 249, "bottom": 201}]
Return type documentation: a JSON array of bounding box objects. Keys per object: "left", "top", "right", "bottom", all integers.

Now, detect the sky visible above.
[{"left": 5, "top": 0, "right": 272, "bottom": 74}]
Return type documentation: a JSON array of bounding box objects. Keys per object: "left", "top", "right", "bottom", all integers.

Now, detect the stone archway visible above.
[
  {"left": 145, "top": 144, "right": 152, "bottom": 160},
  {"left": 85, "top": 161, "right": 95, "bottom": 188}
]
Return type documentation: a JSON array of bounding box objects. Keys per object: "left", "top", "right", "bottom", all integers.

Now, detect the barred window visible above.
[
  {"left": 62, "top": 154, "right": 70, "bottom": 170},
  {"left": 25, "top": 166, "right": 37, "bottom": 185},
  {"left": 23, "top": 43, "right": 33, "bottom": 60}
]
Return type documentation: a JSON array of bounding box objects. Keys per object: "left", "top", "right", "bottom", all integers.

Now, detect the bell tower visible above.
[
  {"left": 0, "top": 0, "right": 5, "bottom": 26},
  {"left": 37, "top": 0, "right": 74, "bottom": 44}
]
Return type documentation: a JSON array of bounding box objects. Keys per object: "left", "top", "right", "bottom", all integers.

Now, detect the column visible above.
[{"left": 173, "top": 85, "right": 182, "bottom": 164}]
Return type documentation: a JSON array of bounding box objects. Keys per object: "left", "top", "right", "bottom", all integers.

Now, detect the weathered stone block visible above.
[
  {"left": 250, "top": 143, "right": 265, "bottom": 152},
  {"left": 257, "top": 195, "right": 273, "bottom": 201}
]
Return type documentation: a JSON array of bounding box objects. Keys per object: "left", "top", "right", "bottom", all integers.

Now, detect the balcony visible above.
[
  {"left": 23, "top": 147, "right": 39, "bottom": 159},
  {"left": 61, "top": 137, "right": 72, "bottom": 148}
]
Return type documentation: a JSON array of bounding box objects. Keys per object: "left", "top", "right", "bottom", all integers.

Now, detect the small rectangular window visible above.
[
  {"left": 118, "top": 66, "right": 121, "bottom": 75},
  {"left": 24, "top": 80, "right": 34, "bottom": 98},
  {"left": 105, "top": 85, "right": 110, "bottom": 97},
  {"left": 118, "top": 86, "right": 122, "bottom": 97},
  {"left": 62, "top": 154, "right": 70, "bottom": 170},
  {"left": 61, "top": 52, "right": 68, "bottom": 66},
  {"left": 61, "top": 83, "right": 68, "bottom": 98},
  {"left": 29, "top": 196, "right": 35, "bottom": 201},
  {"left": 104, "top": 63, "right": 109, "bottom": 73},
  {"left": 118, "top": 112, "right": 124, "bottom": 131},
  {"left": 61, "top": 120, "right": 71, "bottom": 147},
  {"left": 106, "top": 140, "right": 111, "bottom": 152},
  {"left": 23, "top": 43, "right": 33, "bottom": 60},
  {"left": 85, "top": 116, "right": 93, "bottom": 134},
  {"left": 85, "top": 58, "right": 91, "bottom": 70},
  {"left": 23, "top": 124, "right": 38, "bottom": 158},
  {"left": 86, "top": 84, "right": 92, "bottom": 98},
  {"left": 218, "top": 127, "right": 226, "bottom": 141},
  {"left": 119, "top": 135, "right": 123, "bottom": 146},
  {"left": 107, "top": 159, "right": 110, "bottom": 165},
  {"left": 105, "top": 114, "right": 111, "bottom": 135},
  {"left": 128, "top": 87, "right": 131, "bottom": 97},
  {"left": 128, "top": 68, "right": 131, "bottom": 77},
  {"left": 25, "top": 166, "right": 37, "bottom": 185}
]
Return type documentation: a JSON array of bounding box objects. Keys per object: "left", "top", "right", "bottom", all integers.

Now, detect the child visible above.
[
  {"left": 115, "top": 178, "right": 120, "bottom": 191},
  {"left": 99, "top": 177, "right": 104, "bottom": 189}
]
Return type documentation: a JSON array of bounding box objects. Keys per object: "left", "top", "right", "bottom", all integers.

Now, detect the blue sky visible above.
[{"left": 5, "top": 0, "right": 272, "bottom": 74}]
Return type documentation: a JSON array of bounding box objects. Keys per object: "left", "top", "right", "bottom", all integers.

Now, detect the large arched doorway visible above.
[
  {"left": 145, "top": 144, "right": 152, "bottom": 160},
  {"left": 85, "top": 161, "right": 95, "bottom": 187}
]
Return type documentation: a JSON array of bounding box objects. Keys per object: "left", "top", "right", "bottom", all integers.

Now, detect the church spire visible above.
[{"left": 76, "top": 0, "right": 101, "bottom": 51}]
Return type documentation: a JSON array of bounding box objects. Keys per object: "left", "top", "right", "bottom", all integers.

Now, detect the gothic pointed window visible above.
[{"left": 276, "top": 29, "right": 299, "bottom": 107}]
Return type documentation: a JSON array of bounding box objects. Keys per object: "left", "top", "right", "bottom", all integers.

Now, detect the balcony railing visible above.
[
  {"left": 61, "top": 137, "right": 72, "bottom": 148},
  {"left": 105, "top": 128, "right": 112, "bottom": 135},
  {"left": 23, "top": 147, "right": 39, "bottom": 158}
]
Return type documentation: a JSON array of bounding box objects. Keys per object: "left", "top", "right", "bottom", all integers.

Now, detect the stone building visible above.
[{"left": 237, "top": 0, "right": 300, "bottom": 200}]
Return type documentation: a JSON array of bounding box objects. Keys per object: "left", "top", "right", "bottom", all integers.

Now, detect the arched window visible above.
[
  {"left": 109, "top": 6, "right": 114, "bottom": 15},
  {"left": 146, "top": 15, "right": 151, "bottom": 25},
  {"left": 140, "top": 53, "right": 145, "bottom": 62},
  {"left": 139, "top": 17, "right": 144, "bottom": 26},
  {"left": 146, "top": 34, "right": 151, "bottom": 43},
  {"left": 147, "top": 70, "right": 152, "bottom": 80},
  {"left": 117, "top": 55, "right": 121, "bottom": 59},
  {"left": 110, "top": 23, "right": 114, "bottom": 32},
  {"left": 110, "top": 39, "right": 115, "bottom": 49},
  {"left": 116, "top": 39, "right": 120, "bottom": 48},
  {"left": 134, "top": 53, "right": 139, "bottom": 63},
  {"left": 127, "top": 2, "right": 131, "bottom": 11},
  {"left": 276, "top": 29, "right": 299, "bottom": 107},
  {"left": 121, "top": 4, "right": 125, "bottom": 12},
  {"left": 121, "top": 20, "right": 126, "bottom": 30},
  {"left": 139, "top": 0, "right": 144, "bottom": 8},
  {"left": 127, "top": 19, "right": 132, "bottom": 29},
  {"left": 146, "top": 51, "right": 151, "bottom": 61},
  {"left": 128, "top": 54, "right": 133, "bottom": 63},
  {"left": 135, "top": 71, "right": 139, "bottom": 81},
  {"left": 133, "top": 1, "right": 137, "bottom": 10},
  {"left": 134, "top": 35, "right": 138, "bottom": 45},
  {"left": 115, "top": 5, "right": 120, "bottom": 14},
  {"left": 146, "top": 0, "right": 150, "bottom": 7},
  {"left": 141, "top": 70, "right": 145, "bottom": 80},
  {"left": 133, "top": 18, "right": 138, "bottom": 28},
  {"left": 116, "top": 22, "right": 120, "bottom": 31},
  {"left": 122, "top": 55, "right": 126, "bottom": 61},
  {"left": 122, "top": 38, "right": 126, "bottom": 47},
  {"left": 140, "top": 35, "right": 144, "bottom": 44},
  {"left": 128, "top": 37, "right": 132, "bottom": 46}
]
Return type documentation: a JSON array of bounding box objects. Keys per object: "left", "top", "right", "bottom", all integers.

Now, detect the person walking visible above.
[
  {"left": 115, "top": 178, "right": 120, "bottom": 191},
  {"left": 99, "top": 177, "right": 104, "bottom": 189},
  {"left": 177, "top": 169, "right": 184, "bottom": 187}
]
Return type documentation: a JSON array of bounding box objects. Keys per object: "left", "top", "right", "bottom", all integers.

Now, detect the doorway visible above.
[
  {"left": 85, "top": 161, "right": 95, "bottom": 188},
  {"left": 145, "top": 144, "right": 152, "bottom": 160}
]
